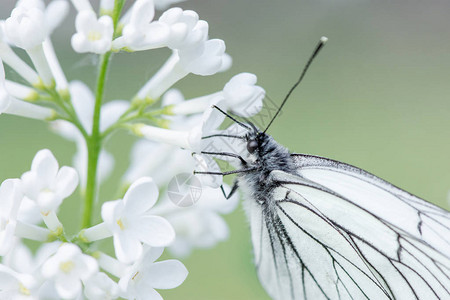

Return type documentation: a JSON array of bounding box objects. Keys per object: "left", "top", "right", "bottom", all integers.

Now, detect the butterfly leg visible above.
[
  {"left": 200, "top": 151, "right": 248, "bottom": 165},
  {"left": 220, "top": 180, "right": 239, "bottom": 199},
  {"left": 194, "top": 167, "right": 258, "bottom": 176},
  {"left": 202, "top": 133, "right": 245, "bottom": 140}
]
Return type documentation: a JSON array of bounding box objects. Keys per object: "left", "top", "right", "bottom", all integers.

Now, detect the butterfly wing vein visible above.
[{"left": 250, "top": 154, "right": 450, "bottom": 300}]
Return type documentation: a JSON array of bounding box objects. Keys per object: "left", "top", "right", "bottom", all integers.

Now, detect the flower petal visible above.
[
  {"left": 77, "top": 254, "right": 98, "bottom": 280},
  {"left": 130, "top": 215, "right": 175, "bottom": 247},
  {"left": 145, "top": 260, "right": 188, "bottom": 289},
  {"left": 99, "top": 100, "right": 129, "bottom": 132},
  {"left": 130, "top": 0, "right": 155, "bottom": 27},
  {"left": 55, "top": 275, "right": 82, "bottom": 299},
  {"left": 44, "top": 0, "right": 69, "bottom": 34},
  {"left": 31, "top": 149, "right": 59, "bottom": 186},
  {"left": 69, "top": 81, "right": 94, "bottom": 133},
  {"left": 205, "top": 211, "right": 229, "bottom": 241},
  {"left": 101, "top": 199, "right": 122, "bottom": 228},
  {"left": 0, "top": 178, "right": 23, "bottom": 217},
  {"left": 201, "top": 101, "right": 225, "bottom": 134},
  {"left": 54, "top": 166, "right": 79, "bottom": 199},
  {"left": 123, "top": 177, "right": 159, "bottom": 214},
  {"left": 144, "top": 247, "right": 164, "bottom": 264},
  {"left": 0, "top": 222, "right": 17, "bottom": 255},
  {"left": 181, "top": 39, "right": 225, "bottom": 76},
  {"left": 114, "top": 233, "right": 143, "bottom": 263},
  {"left": 136, "top": 286, "right": 163, "bottom": 300}
]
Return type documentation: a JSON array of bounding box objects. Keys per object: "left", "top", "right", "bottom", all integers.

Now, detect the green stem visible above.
[
  {"left": 100, "top": 111, "right": 166, "bottom": 138},
  {"left": 46, "top": 88, "right": 88, "bottom": 138},
  {"left": 81, "top": 0, "right": 126, "bottom": 229},
  {"left": 82, "top": 53, "right": 111, "bottom": 228}
]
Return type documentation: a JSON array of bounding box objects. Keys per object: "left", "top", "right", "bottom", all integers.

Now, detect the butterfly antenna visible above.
[
  {"left": 212, "top": 105, "right": 251, "bottom": 130},
  {"left": 263, "top": 36, "right": 328, "bottom": 134}
]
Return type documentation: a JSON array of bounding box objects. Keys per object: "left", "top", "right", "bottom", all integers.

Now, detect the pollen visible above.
[
  {"left": 59, "top": 261, "right": 75, "bottom": 273},
  {"left": 117, "top": 218, "right": 125, "bottom": 230},
  {"left": 19, "top": 283, "right": 30, "bottom": 296},
  {"left": 88, "top": 31, "right": 102, "bottom": 41},
  {"left": 132, "top": 271, "right": 140, "bottom": 281}
]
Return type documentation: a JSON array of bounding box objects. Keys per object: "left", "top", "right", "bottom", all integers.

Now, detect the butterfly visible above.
[{"left": 195, "top": 37, "right": 450, "bottom": 300}]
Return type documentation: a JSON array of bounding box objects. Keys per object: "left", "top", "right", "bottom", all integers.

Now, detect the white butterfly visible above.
[
  {"left": 197, "top": 37, "right": 450, "bottom": 300},
  {"left": 246, "top": 152, "right": 450, "bottom": 299}
]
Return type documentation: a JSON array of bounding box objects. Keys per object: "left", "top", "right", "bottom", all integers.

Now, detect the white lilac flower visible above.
[
  {"left": 100, "top": 0, "right": 114, "bottom": 15},
  {"left": 42, "top": 0, "right": 70, "bottom": 34},
  {"left": 127, "top": 6, "right": 228, "bottom": 100},
  {"left": 2, "top": 240, "right": 60, "bottom": 275},
  {"left": 51, "top": 81, "right": 128, "bottom": 188},
  {"left": 35, "top": 282, "right": 61, "bottom": 300},
  {"left": 18, "top": 0, "right": 70, "bottom": 91},
  {"left": 69, "top": 0, "right": 94, "bottom": 12},
  {"left": 154, "top": 0, "right": 186, "bottom": 11},
  {"left": 0, "top": 92, "right": 54, "bottom": 120},
  {"left": 41, "top": 243, "right": 98, "bottom": 299},
  {"left": 95, "top": 251, "right": 127, "bottom": 279},
  {"left": 112, "top": 0, "right": 170, "bottom": 52},
  {"left": 162, "top": 88, "right": 185, "bottom": 106},
  {"left": 42, "top": 39, "right": 68, "bottom": 93},
  {"left": 0, "top": 88, "right": 53, "bottom": 120},
  {"left": 20, "top": 149, "right": 78, "bottom": 217},
  {"left": 204, "top": 122, "right": 250, "bottom": 168},
  {"left": 134, "top": 102, "right": 225, "bottom": 150},
  {"left": 179, "top": 39, "right": 226, "bottom": 75},
  {"left": 167, "top": 92, "right": 213, "bottom": 115},
  {"left": 0, "top": 178, "right": 51, "bottom": 247},
  {"left": 0, "top": 60, "right": 54, "bottom": 119},
  {"left": 4, "top": 80, "right": 38, "bottom": 101},
  {"left": 118, "top": 247, "right": 188, "bottom": 300},
  {"left": 192, "top": 153, "right": 223, "bottom": 188},
  {"left": 0, "top": 179, "right": 23, "bottom": 256},
  {"left": 16, "top": 190, "right": 42, "bottom": 225},
  {"left": 137, "top": 40, "right": 226, "bottom": 100},
  {"left": 168, "top": 72, "right": 264, "bottom": 117},
  {"left": 124, "top": 92, "right": 219, "bottom": 186},
  {"left": 0, "top": 264, "right": 38, "bottom": 300},
  {"left": 113, "top": 3, "right": 211, "bottom": 53},
  {"left": 0, "top": 36, "right": 40, "bottom": 86},
  {"left": 123, "top": 108, "right": 223, "bottom": 186},
  {"left": 4, "top": 6, "right": 54, "bottom": 86},
  {"left": 71, "top": 10, "right": 114, "bottom": 54},
  {"left": 83, "top": 272, "right": 120, "bottom": 300},
  {"left": 100, "top": 177, "right": 175, "bottom": 263},
  {"left": 152, "top": 184, "right": 239, "bottom": 257},
  {"left": 159, "top": 8, "right": 208, "bottom": 51},
  {"left": 219, "top": 52, "right": 232, "bottom": 72},
  {"left": 1, "top": 240, "right": 34, "bottom": 273},
  {"left": 222, "top": 72, "right": 265, "bottom": 117},
  {"left": 9, "top": 0, "right": 69, "bottom": 90},
  {"left": 16, "top": 0, "right": 45, "bottom": 10},
  {"left": 4, "top": 6, "right": 46, "bottom": 50},
  {"left": 123, "top": 140, "right": 180, "bottom": 186},
  {"left": 160, "top": 88, "right": 188, "bottom": 127},
  {"left": 1, "top": 241, "right": 61, "bottom": 299}
]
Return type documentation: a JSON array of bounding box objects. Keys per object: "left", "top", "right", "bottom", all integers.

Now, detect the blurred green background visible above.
[{"left": 1, "top": 0, "right": 450, "bottom": 299}]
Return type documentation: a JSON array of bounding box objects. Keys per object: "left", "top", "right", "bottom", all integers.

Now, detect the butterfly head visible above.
[{"left": 244, "top": 123, "right": 264, "bottom": 155}]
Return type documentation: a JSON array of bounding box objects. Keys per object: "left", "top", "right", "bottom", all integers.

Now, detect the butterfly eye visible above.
[{"left": 247, "top": 140, "right": 258, "bottom": 153}]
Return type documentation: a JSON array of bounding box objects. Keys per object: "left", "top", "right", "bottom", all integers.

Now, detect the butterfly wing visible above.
[{"left": 250, "top": 154, "right": 450, "bottom": 300}]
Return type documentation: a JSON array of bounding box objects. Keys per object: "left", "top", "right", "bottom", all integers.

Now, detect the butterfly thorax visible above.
[{"left": 238, "top": 130, "right": 297, "bottom": 206}]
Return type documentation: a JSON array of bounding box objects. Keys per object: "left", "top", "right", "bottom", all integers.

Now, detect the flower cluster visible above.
[
  {"left": 0, "top": 149, "right": 188, "bottom": 299},
  {"left": 0, "top": 0, "right": 265, "bottom": 299}
]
